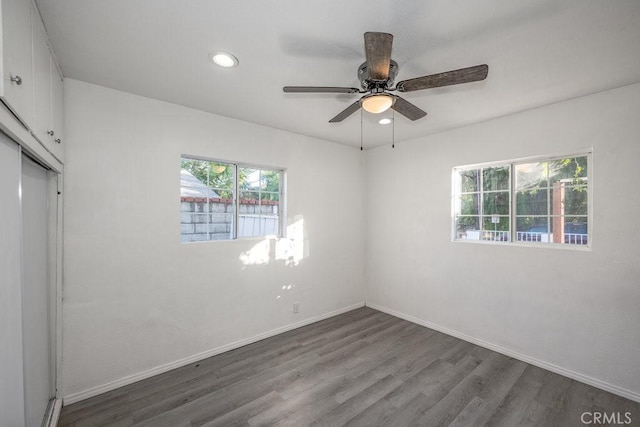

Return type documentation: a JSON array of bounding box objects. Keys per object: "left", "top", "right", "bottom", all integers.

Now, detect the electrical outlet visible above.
[{"left": 293, "top": 302, "right": 299, "bottom": 313}]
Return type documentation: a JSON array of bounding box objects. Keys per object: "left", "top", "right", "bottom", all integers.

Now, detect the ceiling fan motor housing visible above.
[{"left": 358, "top": 60, "right": 398, "bottom": 90}]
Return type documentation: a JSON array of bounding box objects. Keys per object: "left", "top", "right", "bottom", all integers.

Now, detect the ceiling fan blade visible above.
[
  {"left": 329, "top": 101, "right": 361, "bottom": 123},
  {"left": 364, "top": 32, "right": 393, "bottom": 81},
  {"left": 396, "top": 64, "right": 489, "bottom": 92},
  {"left": 392, "top": 95, "right": 427, "bottom": 121},
  {"left": 283, "top": 86, "right": 360, "bottom": 94}
]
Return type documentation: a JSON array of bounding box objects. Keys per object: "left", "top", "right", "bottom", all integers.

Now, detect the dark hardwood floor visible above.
[{"left": 58, "top": 307, "right": 639, "bottom": 426}]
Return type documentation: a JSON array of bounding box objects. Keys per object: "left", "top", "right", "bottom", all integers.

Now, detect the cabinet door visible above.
[
  {"left": 0, "top": 0, "right": 33, "bottom": 128},
  {"left": 49, "top": 63, "right": 64, "bottom": 161},
  {"left": 31, "top": 3, "right": 52, "bottom": 145}
]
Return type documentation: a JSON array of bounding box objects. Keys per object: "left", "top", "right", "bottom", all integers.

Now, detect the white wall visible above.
[
  {"left": 62, "top": 78, "right": 640, "bottom": 403},
  {"left": 366, "top": 83, "right": 640, "bottom": 400},
  {"left": 61, "top": 79, "right": 366, "bottom": 400}
]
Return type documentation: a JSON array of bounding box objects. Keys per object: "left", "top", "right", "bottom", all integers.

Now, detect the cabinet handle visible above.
[
  {"left": 55, "top": 138, "right": 61, "bottom": 144},
  {"left": 10, "top": 75, "right": 23, "bottom": 85},
  {"left": 47, "top": 130, "right": 55, "bottom": 136}
]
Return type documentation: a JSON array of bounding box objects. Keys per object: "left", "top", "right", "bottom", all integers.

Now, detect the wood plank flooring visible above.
[{"left": 58, "top": 307, "right": 639, "bottom": 426}]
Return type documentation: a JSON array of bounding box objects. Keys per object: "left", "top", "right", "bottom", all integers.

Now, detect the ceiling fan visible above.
[{"left": 283, "top": 32, "right": 488, "bottom": 123}]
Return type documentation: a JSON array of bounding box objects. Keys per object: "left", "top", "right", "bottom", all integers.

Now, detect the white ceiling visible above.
[{"left": 36, "top": 0, "right": 640, "bottom": 149}]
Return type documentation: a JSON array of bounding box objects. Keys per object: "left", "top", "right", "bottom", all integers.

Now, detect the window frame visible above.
[
  {"left": 180, "top": 155, "right": 286, "bottom": 242},
  {"left": 452, "top": 151, "right": 592, "bottom": 249}
]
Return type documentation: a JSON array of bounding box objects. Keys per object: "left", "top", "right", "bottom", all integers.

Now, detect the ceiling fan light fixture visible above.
[
  {"left": 361, "top": 94, "right": 394, "bottom": 114},
  {"left": 209, "top": 51, "right": 239, "bottom": 68}
]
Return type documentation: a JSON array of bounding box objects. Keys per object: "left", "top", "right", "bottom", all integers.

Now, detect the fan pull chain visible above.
[
  {"left": 360, "top": 107, "right": 363, "bottom": 151},
  {"left": 392, "top": 108, "right": 395, "bottom": 148}
]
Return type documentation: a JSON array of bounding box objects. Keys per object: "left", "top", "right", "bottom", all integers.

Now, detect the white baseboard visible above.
[
  {"left": 46, "top": 398, "right": 63, "bottom": 427},
  {"left": 366, "top": 302, "right": 640, "bottom": 403},
  {"left": 62, "top": 302, "right": 365, "bottom": 405}
]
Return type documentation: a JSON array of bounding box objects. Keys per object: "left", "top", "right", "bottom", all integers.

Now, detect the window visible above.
[
  {"left": 453, "top": 153, "right": 589, "bottom": 247},
  {"left": 180, "top": 156, "right": 284, "bottom": 242}
]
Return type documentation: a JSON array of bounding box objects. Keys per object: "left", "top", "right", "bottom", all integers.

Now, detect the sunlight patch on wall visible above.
[
  {"left": 239, "top": 239, "right": 272, "bottom": 266},
  {"left": 276, "top": 218, "right": 305, "bottom": 266},
  {"left": 276, "top": 283, "right": 296, "bottom": 300},
  {"left": 239, "top": 217, "right": 307, "bottom": 267}
]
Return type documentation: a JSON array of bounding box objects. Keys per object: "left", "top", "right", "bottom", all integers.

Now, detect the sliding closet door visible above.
[
  {"left": 0, "top": 133, "right": 26, "bottom": 426},
  {"left": 21, "top": 154, "right": 56, "bottom": 427}
]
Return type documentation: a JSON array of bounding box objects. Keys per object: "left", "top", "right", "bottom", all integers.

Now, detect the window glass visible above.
[
  {"left": 181, "top": 157, "right": 283, "bottom": 242},
  {"left": 460, "top": 169, "right": 480, "bottom": 192},
  {"left": 483, "top": 166, "right": 509, "bottom": 191},
  {"left": 455, "top": 165, "right": 511, "bottom": 242},
  {"left": 454, "top": 154, "right": 589, "bottom": 247}
]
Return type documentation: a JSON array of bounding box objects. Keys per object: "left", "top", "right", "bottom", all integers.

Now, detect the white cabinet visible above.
[
  {"left": 50, "top": 62, "right": 63, "bottom": 160},
  {"left": 0, "top": 0, "right": 64, "bottom": 163},
  {"left": 30, "top": 2, "right": 63, "bottom": 161},
  {"left": 31, "top": 2, "right": 50, "bottom": 142},
  {"left": 0, "top": 0, "right": 33, "bottom": 128}
]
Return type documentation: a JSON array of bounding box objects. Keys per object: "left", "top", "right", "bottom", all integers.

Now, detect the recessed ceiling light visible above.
[
  {"left": 378, "top": 118, "right": 393, "bottom": 125},
  {"left": 209, "top": 51, "right": 239, "bottom": 68}
]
